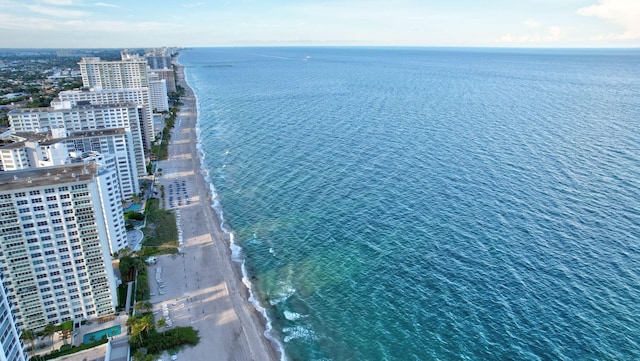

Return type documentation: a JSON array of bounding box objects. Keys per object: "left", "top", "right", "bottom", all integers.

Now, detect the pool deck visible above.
[{"left": 73, "top": 314, "right": 128, "bottom": 347}]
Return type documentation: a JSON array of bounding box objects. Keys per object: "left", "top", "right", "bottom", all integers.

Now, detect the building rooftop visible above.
[
  {"left": 0, "top": 162, "right": 97, "bottom": 191},
  {"left": 0, "top": 132, "right": 65, "bottom": 149},
  {"left": 67, "top": 127, "right": 127, "bottom": 139},
  {"left": 9, "top": 102, "right": 138, "bottom": 115},
  {"left": 0, "top": 139, "right": 26, "bottom": 150}
]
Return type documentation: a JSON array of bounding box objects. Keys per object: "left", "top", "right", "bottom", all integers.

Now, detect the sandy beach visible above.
[{"left": 148, "top": 60, "right": 279, "bottom": 361}]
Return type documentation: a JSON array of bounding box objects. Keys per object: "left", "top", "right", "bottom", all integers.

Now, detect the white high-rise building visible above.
[
  {"left": 145, "top": 53, "right": 171, "bottom": 70},
  {"left": 0, "top": 162, "right": 121, "bottom": 331},
  {"left": 0, "top": 142, "right": 33, "bottom": 171},
  {"left": 8, "top": 103, "right": 146, "bottom": 178},
  {"left": 78, "top": 57, "right": 149, "bottom": 90},
  {"left": 64, "top": 128, "right": 140, "bottom": 199},
  {"left": 146, "top": 50, "right": 176, "bottom": 93},
  {"left": 0, "top": 132, "right": 69, "bottom": 171},
  {"left": 0, "top": 275, "right": 28, "bottom": 361},
  {"left": 0, "top": 130, "right": 139, "bottom": 199},
  {"left": 148, "top": 76, "right": 169, "bottom": 113},
  {"left": 56, "top": 87, "right": 155, "bottom": 150},
  {"left": 77, "top": 57, "right": 155, "bottom": 149},
  {"left": 150, "top": 68, "right": 176, "bottom": 94}
]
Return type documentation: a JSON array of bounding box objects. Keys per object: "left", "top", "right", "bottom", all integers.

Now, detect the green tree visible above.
[
  {"left": 157, "top": 318, "right": 166, "bottom": 336},
  {"left": 43, "top": 323, "right": 56, "bottom": 351},
  {"left": 20, "top": 329, "right": 36, "bottom": 356},
  {"left": 135, "top": 301, "right": 152, "bottom": 314}
]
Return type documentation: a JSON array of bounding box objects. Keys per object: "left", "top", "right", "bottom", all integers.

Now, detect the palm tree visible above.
[
  {"left": 134, "top": 315, "right": 153, "bottom": 343},
  {"left": 20, "top": 329, "right": 36, "bottom": 356},
  {"left": 43, "top": 323, "right": 55, "bottom": 351},
  {"left": 134, "top": 301, "right": 153, "bottom": 314},
  {"left": 130, "top": 323, "right": 144, "bottom": 344},
  {"left": 140, "top": 314, "right": 153, "bottom": 334},
  {"left": 157, "top": 318, "right": 166, "bottom": 336}
]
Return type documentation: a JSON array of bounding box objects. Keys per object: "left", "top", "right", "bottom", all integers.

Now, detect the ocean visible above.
[{"left": 181, "top": 47, "right": 640, "bottom": 360}]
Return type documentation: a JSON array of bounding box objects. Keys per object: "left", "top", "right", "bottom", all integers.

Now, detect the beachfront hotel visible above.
[{"left": 0, "top": 162, "right": 121, "bottom": 331}]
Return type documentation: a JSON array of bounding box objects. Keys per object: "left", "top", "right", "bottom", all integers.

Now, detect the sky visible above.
[{"left": 0, "top": 0, "right": 638, "bottom": 48}]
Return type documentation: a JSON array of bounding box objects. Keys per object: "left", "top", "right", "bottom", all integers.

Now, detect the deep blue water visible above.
[{"left": 182, "top": 47, "right": 640, "bottom": 361}]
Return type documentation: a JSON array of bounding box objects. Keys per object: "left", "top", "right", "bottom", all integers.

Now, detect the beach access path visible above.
[{"left": 147, "top": 60, "right": 279, "bottom": 361}]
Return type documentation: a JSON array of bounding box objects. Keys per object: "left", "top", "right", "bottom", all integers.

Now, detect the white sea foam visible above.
[
  {"left": 187, "top": 62, "right": 287, "bottom": 361},
  {"left": 284, "top": 310, "right": 305, "bottom": 321},
  {"left": 283, "top": 326, "right": 316, "bottom": 343},
  {"left": 270, "top": 283, "right": 296, "bottom": 306}
]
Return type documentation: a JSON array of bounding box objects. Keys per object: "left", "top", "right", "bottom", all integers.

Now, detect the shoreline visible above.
[{"left": 150, "top": 56, "right": 280, "bottom": 361}]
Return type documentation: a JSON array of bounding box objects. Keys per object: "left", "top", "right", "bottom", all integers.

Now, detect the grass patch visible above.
[
  {"left": 151, "top": 106, "right": 177, "bottom": 161},
  {"left": 130, "top": 327, "right": 199, "bottom": 356},
  {"left": 141, "top": 198, "right": 178, "bottom": 256}
]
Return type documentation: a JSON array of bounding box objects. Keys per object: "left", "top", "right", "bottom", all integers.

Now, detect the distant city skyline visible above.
[{"left": 0, "top": 0, "right": 638, "bottom": 48}]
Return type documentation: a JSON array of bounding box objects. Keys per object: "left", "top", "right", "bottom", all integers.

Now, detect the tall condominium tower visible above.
[
  {"left": 56, "top": 87, "right": 156, "bottom": 150},
  {"left": 145, "top": 53, "right": 171, "bottom": 70},
  {"left": 0, "top": 275, "right": 28, "bottom": 361},
  {"left": 148, "top": 75, "right": 169, "bottom": 113},
  {"left": 0, "top": 130, "right": 138, "bottom": 200},
  {"left": 8, "top": 102, "right": 146, "bottom": 179},
  {"left": 0, "top": 163, "right": 121, "bottom": 331},
  {"left": 64, "top": 128, "right": 139, "bottom": 199},
  {"left": 77, "top": 57, "right": 155, "bottom": 149},
  {"left": 78, "top": 57, "right": 149, "bottom": 90}
]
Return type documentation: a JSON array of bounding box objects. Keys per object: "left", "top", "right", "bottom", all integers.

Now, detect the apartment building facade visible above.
[
  {"left": 76, "top": 57, "right": 155, "bottom": 149},
  {"left": 0, "top": 275, "right": 27, "bottom": 361},
  {"left": 8, "top": 103, "right": 146, "bottom": 178},
  {"left": 0, "top": 163, "right": 120, "bottom": 331}
]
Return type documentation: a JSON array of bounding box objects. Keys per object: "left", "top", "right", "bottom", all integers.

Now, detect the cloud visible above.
[
  {"left": 577, "top": 0, "right": 640, "bottom": 40},
  {"left": 95, "top": 2, "right": 119, "bottom": 7},
  {"left": 0, "top": 12, "right": 176, "bottom": 33},
  {"left": 28, "top": 4, "right": 90, "bottom": 18},
  {"left": 41, "top": 0, "right": 74, "bottom": 5},
  {"left": 524, "top": 19, "right": 541, "bottom": 28},
  {"left": 498, "top": 26, "right": 567, "bottom": 43}
]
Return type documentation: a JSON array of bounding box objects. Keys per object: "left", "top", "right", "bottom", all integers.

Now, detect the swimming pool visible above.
[
  {"left": 83, "top": 325, "right": 121, "bottom": 344},
  {"left": 124, "top": 203, "right": 143, "bottom": 212}
]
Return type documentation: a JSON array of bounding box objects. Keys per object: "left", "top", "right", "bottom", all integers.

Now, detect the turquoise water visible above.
[
  {"left": 83, "top": 325, "right": 121, "bottom": 343},
  {"left": 124, "top": 203, "right": 143, "bottom": 212},
  {"left": 183, "top": 48, "right": 640, "bottom": 360}
]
